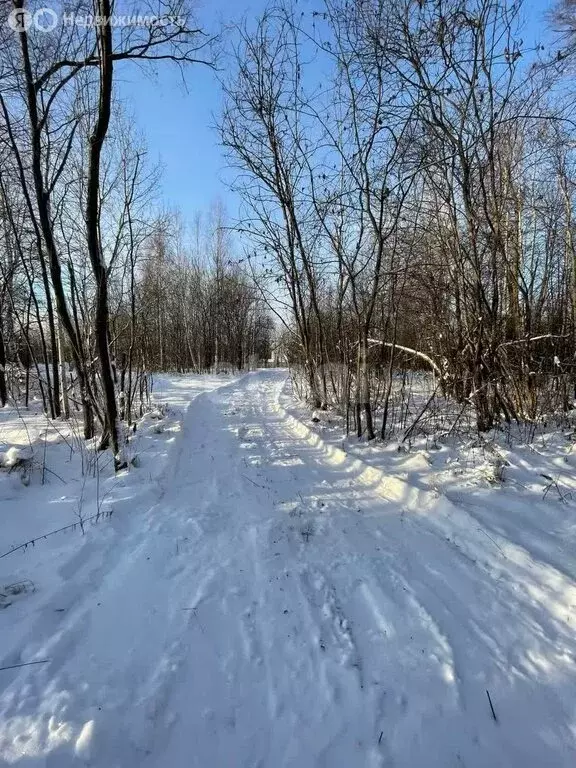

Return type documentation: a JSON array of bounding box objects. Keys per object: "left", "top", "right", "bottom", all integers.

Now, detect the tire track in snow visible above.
[
  {"left": 5, "top": 371, "right": 576, "bottom": 767},
  {"left": 0, "top": 375, "right": 254, "bottom": 768},
  {"left": 194, "top": 372, "right": 576, "bottom": 767},
  {"left": 277, "top": 374, "right": 576, "bottom": 657},
  {"left": 257, "top": 371, "right": 576, "bottom": 765},
  {"left": 298, "top": 566, "right": 358, "bottom": 671},
  {"left": 185, "top": 372, "right": 576, "bottom": 767}
]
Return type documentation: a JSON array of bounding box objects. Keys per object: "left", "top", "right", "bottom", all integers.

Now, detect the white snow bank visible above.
[{"left": 0, "top": 446, "right": 30, "bottom": 468}]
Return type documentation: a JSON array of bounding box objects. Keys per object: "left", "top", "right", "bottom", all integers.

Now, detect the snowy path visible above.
[{"left": 2, "top": 370, "right": 576, "bottom": 767}]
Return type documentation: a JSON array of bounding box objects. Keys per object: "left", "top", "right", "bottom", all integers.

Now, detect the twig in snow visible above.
[
  {"left": 476, "top": 527, "right": 506, "bottom": 558},
  {"left": 41, "top": 466, "right": 66, "bottom": 484},
  {"left": 541, "top": 474, "right": 572, "bottom": 503},
  {"left": 241, "top": 474, "right": 266, "bottom": 489},
  {"left": 0, "top": 507, "right": 114, "bottom": 560},
  {"left": 0, "top": 659, "right": 50, "bottom": 672},
  {"left": 402, "top": 382, "right": 441, "bottom": 443},
  {"left": 486, "top": 689, "right": 498, "bottom": 722},
  {"left": 42, "top": 427, "right": 48, "bottom": 485}
]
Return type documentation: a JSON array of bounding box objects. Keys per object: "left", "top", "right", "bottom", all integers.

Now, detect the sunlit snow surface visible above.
[{"left": 1, "top": 370, "right": 576, "bottom": 767}]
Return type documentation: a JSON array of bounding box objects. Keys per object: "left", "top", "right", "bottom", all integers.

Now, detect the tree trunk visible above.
[
  {"left": 0, "top": 317, "right": 7, "bottom": 407},
  {"left": 58, "top": 313, "right": 70, "bottom": 419},
  {"left": 17, "top": 7, "right": 93, "bottom": 436},
  {"left": 359, "top": 332, "right": 375, "bottom": 440},
  {"left": 85, "top": 0, "right": 123, "bottom": 469}
]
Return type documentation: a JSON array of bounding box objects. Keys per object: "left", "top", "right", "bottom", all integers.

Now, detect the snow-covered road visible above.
[{"left": 2, "top": 370, "right": 576, "bottom": 767}]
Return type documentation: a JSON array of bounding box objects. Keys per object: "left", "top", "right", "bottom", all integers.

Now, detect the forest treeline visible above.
[
  {"left": 1, "top": 0, "right": 576, "bottom": 468},
  {"left": 221, "top": 0, "right": 576, "bottom": 438},
  {"left": 0, "top": 0, "right": 270, "bottom": 468}
]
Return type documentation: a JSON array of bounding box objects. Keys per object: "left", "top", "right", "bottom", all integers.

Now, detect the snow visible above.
[
  {"left": 1, "top": 370, "right": 576, "bottom": 766},
  {"left": 0, "top": 448, "right": 28, "bottom": 470}
]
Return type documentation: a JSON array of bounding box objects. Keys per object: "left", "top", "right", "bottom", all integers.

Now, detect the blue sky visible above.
[
  {"left": 116, "top": 0, "right": 270, "bottom": 224},
  {"left": 116, "top": 0, "right": 556, "bottom": 226}
]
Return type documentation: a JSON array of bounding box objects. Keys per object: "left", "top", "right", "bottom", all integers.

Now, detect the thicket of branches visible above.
[
  {"left": 0, "top": 0, "right": 270, "bottom": 469},
  {"left": 221, "top": 0, "right": 576, "bottom": 438},
  {"left": 133, "top": 208, "right": 272, "bottom": 374},
  {"left": 3, "top": 0, "right": 576, "bottom": 469}
]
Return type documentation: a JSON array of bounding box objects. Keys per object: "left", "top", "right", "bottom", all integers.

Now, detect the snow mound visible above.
[{"left": 0, "top": 446, "right": 32, "bottom": 469}]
